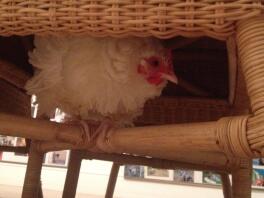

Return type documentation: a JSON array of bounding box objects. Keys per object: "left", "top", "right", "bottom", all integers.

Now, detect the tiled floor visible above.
[{"left": 0, "top": 184, "right": 103, "bottom": 198}]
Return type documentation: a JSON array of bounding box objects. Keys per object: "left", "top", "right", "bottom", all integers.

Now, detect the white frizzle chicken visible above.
[{"left": 26, "top": 36, "right": 177, "bottom": 126}]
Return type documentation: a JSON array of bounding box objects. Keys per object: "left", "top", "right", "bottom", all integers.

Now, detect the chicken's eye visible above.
[{"left": 151, "top": 59, "right": 160, "bottom": 68}]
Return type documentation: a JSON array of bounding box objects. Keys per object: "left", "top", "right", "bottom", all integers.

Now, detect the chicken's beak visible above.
[{"left": 161, "top": 72, "right": 178, "bottom": 84}]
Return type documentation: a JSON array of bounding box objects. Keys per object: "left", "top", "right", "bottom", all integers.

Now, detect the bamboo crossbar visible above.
[
  {"left": 0, "top": 113, "right": 220, "bottom": 152},
  {"left": 0, "top": 112, "right": 253, "bottom": 169},
  {"left": 0, "top": 113, "right": 83, "bottom": 143},
  {"left": 0, "top": 113, "right": 223, "bottom": 150},
  {"left": 83, "top": 151, "right": 230, "bottom": 173},
  {"left": 103, "top": 122, "right": 220, "bottom": 152}
]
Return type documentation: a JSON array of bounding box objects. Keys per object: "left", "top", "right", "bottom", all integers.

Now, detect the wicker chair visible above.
[{"left": 0, "top": 1, "right": 263, "bottom": 198}]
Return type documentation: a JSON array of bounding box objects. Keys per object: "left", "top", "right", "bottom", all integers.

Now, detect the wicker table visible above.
[{"left": 0, "top": 1, "right": 263, "bottom": 198}]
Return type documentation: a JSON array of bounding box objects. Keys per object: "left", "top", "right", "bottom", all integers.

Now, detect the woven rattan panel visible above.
[
  {"left": 136, "top": 97, "right": 248, "bottom": 125},
  {"left": 0, "top": 1, "right": 262, "bottom": 39}
]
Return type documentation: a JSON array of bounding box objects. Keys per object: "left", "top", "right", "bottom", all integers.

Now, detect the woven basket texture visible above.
[{"left": 0, "top": 0, "right": 262, "bottom": 39}]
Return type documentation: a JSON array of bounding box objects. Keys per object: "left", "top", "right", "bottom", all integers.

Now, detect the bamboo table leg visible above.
[
  {"left": 236, "top": 15, "right": 264, "bottom": 155},
  {"left": 62, "top": 150, "right": 83, "bottom": 198},
  {"left": 22, "top": 141, "right": 44, "bottom": 198},
  {"left": 220, "top": 173, "right": 232, "bottom": 198},
  {"left": 38, "top": 181, "right": 43, "bottom": 198},
  {"left": 232, "top": 160, "right": 252, "bottom": 198},
  {"left": 105, "top": 163, "right": 120, "bottom": 198}
]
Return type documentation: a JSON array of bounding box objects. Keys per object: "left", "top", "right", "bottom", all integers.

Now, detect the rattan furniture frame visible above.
[{"left": 0, "top": 1, "right": 263, "bottom": 198}]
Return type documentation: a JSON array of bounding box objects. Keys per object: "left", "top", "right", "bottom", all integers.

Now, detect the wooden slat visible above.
[
  {"left": 105, "top": 163, "right": 120, "bottom": 198},
  {"left": 0, "top": 146, "right": 28, "bottom": 153},
  {"left": 62, "top": 150, "right": 83, "bottom": 198},
  {"left": 22, "top": 142, "right": 44, "bottom": 198},
  {"left": 0, "top": 59, "right": 30, "bottom": 90},
  {"left": 0, "top": 79, "right": 30, "bottom": 116}
]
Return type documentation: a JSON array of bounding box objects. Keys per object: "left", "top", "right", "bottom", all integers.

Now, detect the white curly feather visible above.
[{"left": 26, "top": 36, "right": 166, "bottom": 125}]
